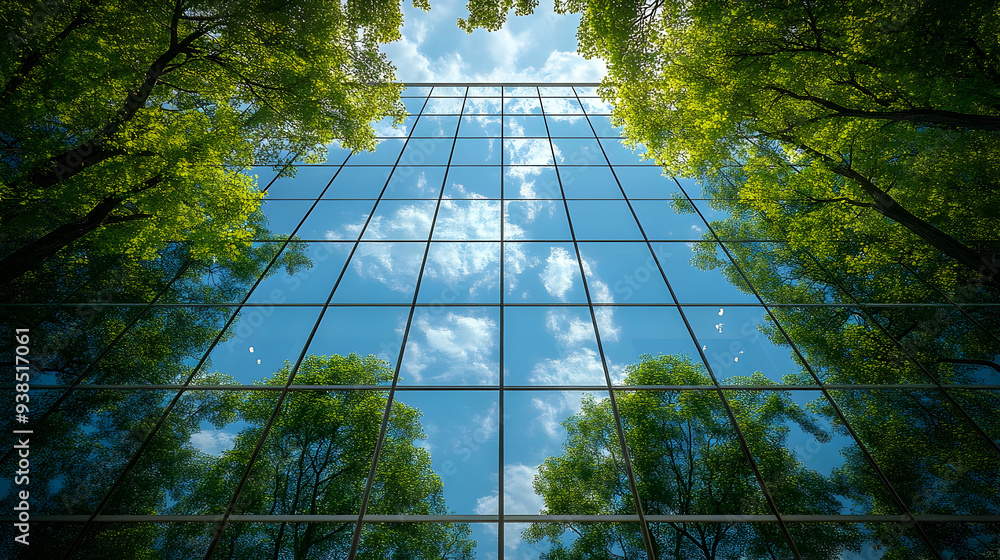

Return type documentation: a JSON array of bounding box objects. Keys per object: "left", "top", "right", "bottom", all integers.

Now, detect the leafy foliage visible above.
[
  {"left": 525, "top": 354, "right": 860, "bottom": 559},
  {"left": 0, "top": 0, "right": 413, "bottom": 286}
]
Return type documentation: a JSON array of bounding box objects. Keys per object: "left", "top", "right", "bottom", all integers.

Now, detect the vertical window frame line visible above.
[
  {"left": 198, "top": 89, "right": 438, "bottom": 560},
  {"left": 347, "top": 85, "right": 469, "bottom": 560},
  {"left": 892, "top": 258, "right": 1000, "bottom": 346},
  {"left": 782, "top": 227, "right": 1000, "bottom": 456},
  {"left": 61, "top": 145, "right": 361, "bottom": 560},
  {"left": 25, "top": 153, "right": 309, "bottom": 451},
  {"left": 568, "top": 85, "right": 803, "bottom": 559},
  {"left": 498, "top": 83, "right": 505, "bottom": 559},
  {"left": 541, "top": 86, "right": 660, "bottom": 560},
  {"left": 668, "top": 177, "right": 951, "bottom": 560}
]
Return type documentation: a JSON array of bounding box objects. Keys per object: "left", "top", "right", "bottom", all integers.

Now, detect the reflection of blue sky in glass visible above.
[
  {"left": 505, "top": 242, "right": 586, "bottom": 303},
  {"left": 401, "top": 307, "right": 500, "bottom": 385},
  {"left": 221, "top": 86, "right": 941, "bottom": 559}
]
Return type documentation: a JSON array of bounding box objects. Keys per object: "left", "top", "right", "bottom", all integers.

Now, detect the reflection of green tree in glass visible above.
[
  {"left": 687, "top": 212, "right": 1000, "bottom": 558},
  {"left": 165, "top": 354, "right": 475, "bottom": 559},
  {"left": 525, "top": 354, "right": 860, "bottom": 559}
]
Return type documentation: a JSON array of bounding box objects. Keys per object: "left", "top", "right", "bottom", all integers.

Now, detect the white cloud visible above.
[
  {"left": 189, "top": 429, "right": 236, "bottom": 455},
  {"left": 539, "top": 246, "right": 577, "bottom": 299},
  {"left": 530, "top": 349, "right": 606, "bottom": 392},
  {"left": 425, "top": 241, "right": 499, "bottom": 297},
  {"left": 348, "top": 242, "right": 424, "bottom": 292},
  {"left": 366, "top": 202, "right": 436, "bottom": 239},
  {"left": 471, "top": 401, "right": 499, "bottom": 441},
  {"left": 402, "top": 311, "right": 499, "bottom": 384},
  {"left": 545, "top": 309, "right": 594, "bottom": 346},
  {"left": 475, "top": 464, "right": 548, "bottom": 554},
  {"left": 433, "top": 200, "right": 501, "bottom": 239},
  {"left": 506, "top": 138, "right": 553, "bottom": 166}
]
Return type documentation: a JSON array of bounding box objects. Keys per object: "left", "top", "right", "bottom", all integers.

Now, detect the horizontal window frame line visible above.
[
  {"left": 14, "top": 514, "right": 1000, "bottom": 523},
  {"left": 7, "top": 302, "right": 994, "bottom": 309},
  {"left": 14, "top": 384, "right": 1000, "bottom": 391},
  {"left": 399, "top": 82, "right": 603, "bottom": 86}
]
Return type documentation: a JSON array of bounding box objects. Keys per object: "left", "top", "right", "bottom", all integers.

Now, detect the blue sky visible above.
[{"left": 381, "top": 0, "right": 607, "bottom": 82}]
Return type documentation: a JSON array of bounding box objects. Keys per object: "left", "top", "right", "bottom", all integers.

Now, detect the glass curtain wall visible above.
[{"left": 1, "top": 84, "right": 998, "bottom": 559}]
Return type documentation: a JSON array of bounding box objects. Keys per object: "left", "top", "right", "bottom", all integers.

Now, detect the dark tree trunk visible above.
[
  {"left": 839, "top": 166, "right": 1000, "bottom": 289},
  {"left": 776, "top": 136, "right": 1000, "bottom": 289},
  {"left": 7, "top": 28, "right": 207, "bottom": 192},
  {"left": 0, "top": 176, "right": 160, "bottom": 288}
]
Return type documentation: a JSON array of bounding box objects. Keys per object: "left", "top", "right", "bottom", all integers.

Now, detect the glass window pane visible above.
[
  {"left": 504, "top": 201, "right": 572, "bottom": 240},
  {"left": 246, "top": 241, "right": 353, "bottom": 304},
  {"left": 433, "top": 200, "right": 501, "bottom": 240},
  {"left": 505, "top": 242, "right": 587, "bottom": 303},
  {"left": 399, "top": 137, "right": 453, "bottom": 165},
  {"left": 299, "top": 200, "right": 377, "bottom": 240},
  {"left": 566, "top": 200, "right": 643, "bottom": 240},
  {"left": 400, "top": 307, "right": 500, "bottom": 385},
  {"left": 458, "top": 114, "right": 501, "bottom": 136},
  {"left": 418, "top": 242, "right": 500, "bottom": 303},
  {"left": 504, "top": 165, "right": 561, "bottom": 199},
  {"left": 541, "top": 97, "right": 584, "bottom": 114},
  {"left": 347, "top": 138, "right": 406, "bottom": 164},
  {"left": 504, "top": 306, "right": 604, "bottom": 385},
  {"left": 307, "top": 306, "right": 410, "bottom": 372},
  {"left": 450, "top": 137, "right": 500, "bottom": 165},
  {"left": 444, "top": 166, "right": 501, "bottom": 199},
  {"left": 559, "top": 166, "right": 622, "bottom": 198},
  {"left": 546, "top": 114, "right": 593, "bottom": 137},
  {"left": 579, "top": 242, "right": 671, "bottom": 303},
  {"left": 361, "top": 200, "right": 437, "bottom": 240},
  {"left": 411, "top": 115, "right": 460, "bottom": 136},
  {"left": 423, "top": 97, "right": 465, "bottom": 114},
  {"left": 331, "top": 241, "right": 426, "bottom": 303},
  {"left": 322, "top": 166, "right": 392, "bottom": 199},
  {"left": 384, "top": 166, "right": 446, "bottom": 199},
  {"left": 504, "top": 115, "right": 547, "bottom": 137},
  {"left": 597, "top": 307, "right": 703, "bottom": 375},
  {"left": 551, "top": 138, "right": 605, "bottom": 166},
  {"left": 205, "top": 306, "right": 321, "bottom": 384},
  {"left": 505, "top": 138, "right": 554, "bottom": 165},
  {"left": 374, "top": 391, "right": 499, "bottom": 514}
]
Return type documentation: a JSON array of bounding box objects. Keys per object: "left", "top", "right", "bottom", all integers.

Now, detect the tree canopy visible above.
[
  {"left": 538, "top": 0, "right": 1000, "bottom": 287},
  {"left": 0, "top": 0, "right": 413, "bottom": 287},
  {"left": 15, "top": 354, "right": 476, "bottom": 559},
  {"left": 525, "top": 354, "right": 861, "bottom": 559}
]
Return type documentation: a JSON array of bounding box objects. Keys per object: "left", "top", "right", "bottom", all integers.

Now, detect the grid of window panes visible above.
[{"left": 2, "top": 84, "right": 998, "bottom": 560}]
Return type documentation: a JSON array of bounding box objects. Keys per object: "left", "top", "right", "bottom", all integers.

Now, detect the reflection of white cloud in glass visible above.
[
  {"left": 472, "top": 401, "right": 499, "bottom": 441},
  {"left": 545, "top": 309, "right": 593, "bottom": 346},
  {"left": 425, "top": 242, "right": 499, "bottom": 296},
  {"left": 581, "top": 259, "right": 620, "bottom": 342},
  {"left": 403, "top": 312, "right": 498, "bottom": 384},
  {"left": 540, "top": 246, "right": 577, "bottom": 300},
  {"left": 349, "top": 243, "right": 423, "bottom": 292},
  {"left": 504, "top": 98, "right": 539, "bottom": 113},
  {"left": 506, "top": 165, "right": 551, "bottom": 199},
  {"left": 325, "top": 216, "right": 368, "bottom": 239},
  {"left": 580, "top": 97, "right": 613, "bottom": 113},
  {"left": 543, "top": 98, "right": 580, "bottom": 114},
  {"left": 475, "top": 464, "right": 546, "bottom": 553},
  {"left": 367, "top": 204, "right": 435, "bottom": 239},
  {"left": 464, "top": 98, "right": 501, "bottom": 114},
  {"left": 506, "top": 139, "right": 553, "bottom": 165},
  {"left": 530, "top": 349, "right": 605, "bottom": 390},
  {"left": 372, "top": 118, "right": 407, "bottom": 137},
  {"left": 435, "top": 200, "right": 500, "bottom": 239},
  {"left": 504, "top": 200, "right": 558, "bottom": 240}
]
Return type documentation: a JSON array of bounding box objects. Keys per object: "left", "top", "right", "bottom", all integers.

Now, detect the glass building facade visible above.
[{"left": 2, "top": 84, "right": 998, "bottom": 559}]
